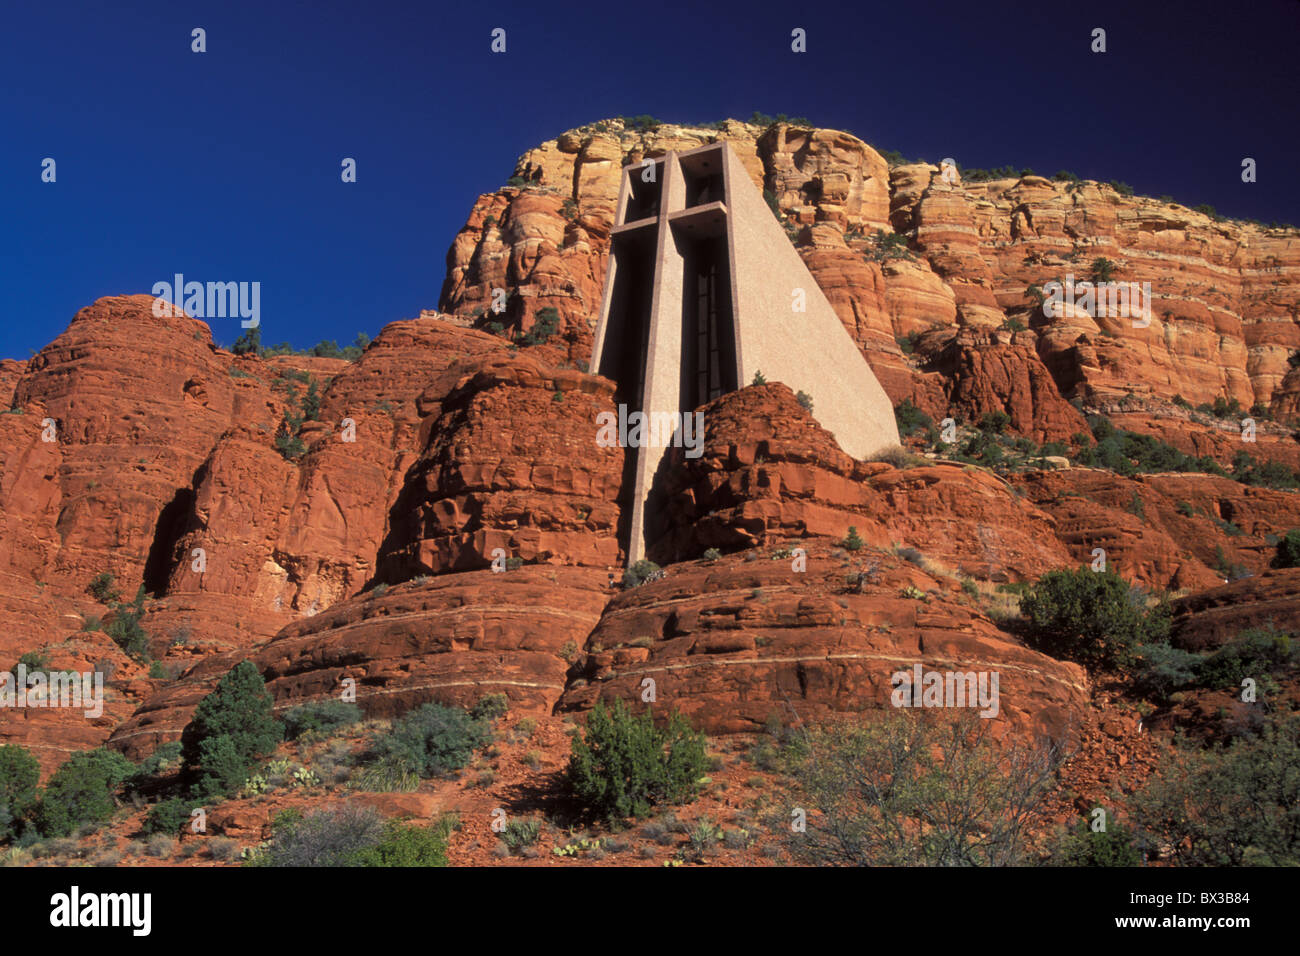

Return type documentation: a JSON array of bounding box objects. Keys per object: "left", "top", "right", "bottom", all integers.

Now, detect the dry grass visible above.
[{"left": 867, "top": 445, "right": 925, "bottom": 468}]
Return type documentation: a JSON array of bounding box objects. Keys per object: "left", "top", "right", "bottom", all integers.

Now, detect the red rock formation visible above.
[
  {"left": 557, "top": 545, "right": 1088, "bottom": 742},
  {"left": 1169, "top": 569, "right": 1300, "bottom": 651},
  {"left": 375, "top": 354, "right": 624, "bottom": 578},
  {"left": 107, "top": 569, "right": 610, "bottom": 760},
  {"left": 8, "top": 118, "right": 1300, "bottom": 784},
  {"left": 653, "top": 383, "right": 1072, "bottom": 582}
]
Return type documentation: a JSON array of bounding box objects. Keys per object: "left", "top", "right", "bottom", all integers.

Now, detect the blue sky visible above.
[{"left": 2, "top": 0, "right": 1296, "bottom": 358}]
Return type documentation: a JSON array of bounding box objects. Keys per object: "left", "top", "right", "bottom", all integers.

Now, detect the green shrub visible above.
[
  {"left": 1047, "top": 818, "right": 1142, "bottom": 866},
  {"left": 1019, "top": 568, "right": 1169, "bottom": 670},
  {"left": 142, "top": 797, "right": 192, "bottom": 835},
  {"left": 182, "top": 661, "right": 283, "bottom": 798},
  {"left": 105, "top": 586, "right": 150, "bottom": 662},
  {"left": 274, "top": 430, "right": 307, "bottom": 461},
  {"left": 282, "top": 700, "right": 362, "bottom": 741},
  {"left": 842, "top": 526, "right": 865, "bottom": 552},
  {"left": 894, "top": 400, "right": 934, "bottom": 439},
  {"left": 231, "top": 326, "right": 261, "bottom": 356},
  {"left": 87, "top": 572, "right": 120, "bottom": 604},
  {"left": 1277, "top": 530, "right": 1300, "bottom": 568},
  {"left": 258, "top": 805, "right": 385, "bottom": 867},
  {"left": 701, "top": 548, "right": 722, "bottom": 563},
  {"left": 622, "top": 114, "right": 661, "bottom": 132},
  {"left": 622, "top": 559, "right": 662, "bottom": 588},
  {"left": 866, "top": 230, "right": 913, "bottom": 262},
  {"left": 1133, "top": 642, "right": 1201, "bottom": 701},
  {"left": 1131, "top": 714, "right": 1300, "bottom": 865},
  {"left": 0, "top": 745, "right": 40, "bottom": 840},
  {"left": 1196, "top": 626, "right": 1297, "bottom": 691},
  {"left": 349, "top": 755, "right": 419, "bottom": 793},
  {"left": 11, "top": 650, "right": 47, "bottom": 674},
  {"left": 130, "top": 742, "right": 183, "bottom": 784},
  {"left": 1232, "top": 451, "right": 1300, "bottom": 490},
  {"left": 35, "top": 749, "right": 135, "bottom": 837},
  {"left": 519, "top": 307, "right": 560, "bottom": 346},
  {"left": 500, "top": 818, "right": 542, "bottom": 853},
  {"left": 1074, "top": 415, "right": 1226, "bottom": 478},
  {"left": 368, "top": 703, "right": 490, "bottom": 779},
  {"left": 469, "top": 693, "right": 509, "bottom": 722},
  {"left": 978, "top": 410, "right": 1011, "bottom": 435},
  {"left": 567, "top": 699, "right": 708, "bottom": 822},
  {"left": 795, "top": 390, "right": 814, "bottom": 413},
  {"left": 349, "top": 817, "right": 452, "bottom": 867}
]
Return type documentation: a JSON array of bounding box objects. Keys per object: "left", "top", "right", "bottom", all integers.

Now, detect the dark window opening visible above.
[
  {"left": 679, "top": 234, "right": 737, "bottom": 412},
  {"left": 623, "top": 164, "right": 664, "bottom": 222},
  {"left": 599, "top": 230, "right": 659, "bottom": 553}
]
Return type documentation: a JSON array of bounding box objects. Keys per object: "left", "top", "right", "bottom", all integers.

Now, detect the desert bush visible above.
[
  {"left": 350, "top": 755, "right": 419, "bottom": 793},
  {"left": 469, "top": 693, "right": 509, "bottom": 722},
  {"left": 35, "top": 749, "right": 136, "bottom": 837},
  {"left": 500, "top": 818, "right": 542, "bottom": 853},
  {"left": 258, "top": 805, "right": 385, "bottom": 867},
  {"left": 105, "top": 586, "right": 149, "bottom": 662},
  {"left": 256, "top": 805, "right": 450, "bottom": 867},
  {"left": 1075, "top": 415, "right": 1225, "bottom": 478},
  {"left": 182, "top": 661, "right": 283, "bottom": 799},
  {"left": 1133, "top": 642, "right": 1201, "bottom": 701},
  {"left": 778, "top": 711, "right": 1061, "bottom": 866},
  {"left": 519, "top": 307, "right": 560, "bottom": 346},
  {"left": 868, "top": 445, "right": 919, "bottom": 468},
  {"left": 87, "top": 572, "right": 120, "bottom": 604},
  {"left": 142, "top": 797, "right": 192, "bottom": 835},
  {"left": 91, "top": 848, "right": 122, "bottom": 867},
  {"left": 567, "top": 699, "right": 708, "bottom": 822},
  {"left": 894, "top": 400, "right": 934, "bottom": 439},
  {"left": 208, "top": 837, "right": 239, "bottom": 861},
  {"left": 622, "top": 559, "right": 662, "bottom": 588},
  {"left": 1275, "top": 529, "right": 1300, "bottom": 568},
  {"left": 1020, "top": 568, "right": 1169, "bottom": 670},
  {"left": 687, "top": 816, "right": 723, "bottom": 861},
  {"left": 0, "top": 745, "right": 40, "bottom": 841},
  {"left": 895, "top": 546, "right": 924, "bottom": 566},
  {"left": 842, "top": 526, "right": 864, "bottom": 552},
  {"left": 145, "top": 833, "right": 175, "bottom": 858},
  {"left": 1131, "top": 714, "right": 1300, "bottom": 865},
  {"left": 130, "top": 741, "right": 184, "bottom": 786},
  {"left": 348, "top": 817, "right": 452, "bottom": 867},
  {"left": 1196, "top": 625, "right": 1297, "bottom": 691},
  {"left": 367, "top": 703, "right": 490, "bottom": 778},
  {"left": 282, "top": 700, "right": 362, "bottom": 741},
  {"left": 1046, "top": 817, "right": 1142, "bottom": 866}
]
